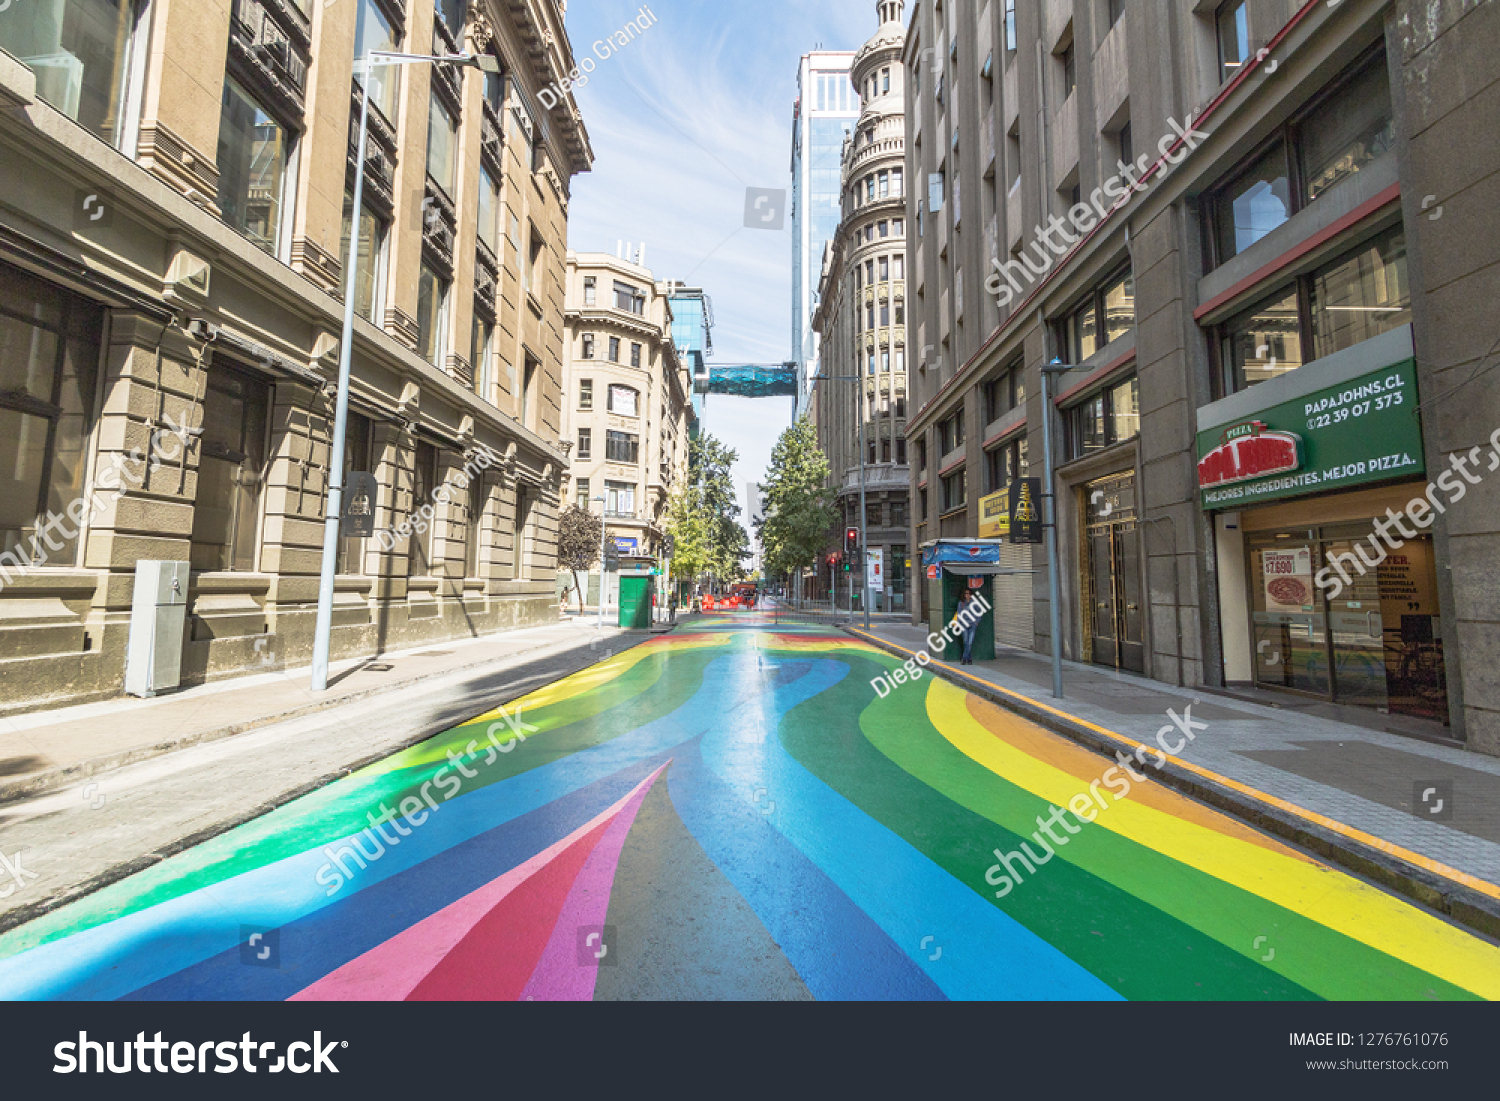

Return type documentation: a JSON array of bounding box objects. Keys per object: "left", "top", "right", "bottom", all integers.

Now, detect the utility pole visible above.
[{"left": 1041, "top": 360, "right": 1074, "bottom": 700}]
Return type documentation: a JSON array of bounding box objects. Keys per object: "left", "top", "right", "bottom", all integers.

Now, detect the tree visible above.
[
  {"left": 665, "top": 433, "right": 751, "bottom": 595},
  {"left": 759, "top": 420, "right": 838, "bottom": 605},
  {"left": 557, "top": 504, "right": 603, "bottom": 613}
]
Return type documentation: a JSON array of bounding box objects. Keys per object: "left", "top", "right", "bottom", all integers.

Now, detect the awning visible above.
[
  {"left": 921, "top": 539, "right": 1007, "bottom": 566},
  {"left": 938, "top": 562, "right": 1035, "bottom": 576}
]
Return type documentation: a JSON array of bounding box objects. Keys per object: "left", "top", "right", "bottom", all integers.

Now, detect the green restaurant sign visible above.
[{"left": 1197, "top": 359, "right": 1425, "bottom": 509}]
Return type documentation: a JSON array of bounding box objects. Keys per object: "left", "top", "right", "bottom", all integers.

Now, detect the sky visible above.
[{"left": 558, "top": 0, "right": 876, "bottom": 507}]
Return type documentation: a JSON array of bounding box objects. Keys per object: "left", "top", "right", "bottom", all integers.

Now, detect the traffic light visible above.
[{"left": 845, "top": 527, "right": 860, "bottom": 558}]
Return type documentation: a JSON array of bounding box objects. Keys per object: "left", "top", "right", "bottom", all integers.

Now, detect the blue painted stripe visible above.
[{"left": 696, "top": 652, "right": 1122, "bottom": 1001}]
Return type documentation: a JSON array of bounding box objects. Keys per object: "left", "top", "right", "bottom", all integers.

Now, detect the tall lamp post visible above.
[
  {"left": 595, "top": 495, "right": 609, "bottom": 631},
  {"left": 1040, "top": 359, "right": 1075, "bottom": 700},
  {"left": 820, "top": 372, "right": 871, "bottom": 630},
  {"left": 311, "top": 49, "right": 501, "bottom": 693}
]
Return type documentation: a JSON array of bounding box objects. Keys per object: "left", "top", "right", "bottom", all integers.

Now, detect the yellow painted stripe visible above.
[
  {"left": 853, "top": 627, "right": 1500, "bottom": 904},
  {"left": 925, "top": 678, "right": 1500, "bottom": 998}
]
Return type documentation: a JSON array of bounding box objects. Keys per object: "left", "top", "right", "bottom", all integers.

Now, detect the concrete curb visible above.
[
  {"left": 0, "top": 629, "right": 632, "bottom": 808},
  {"left": 0, "top": 631, "right": 658, "bottom": 937},
  {"left": 846, "top": 626, "right": 1500, "bottom": 942}
]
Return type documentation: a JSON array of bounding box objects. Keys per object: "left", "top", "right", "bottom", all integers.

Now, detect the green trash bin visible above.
[{"left": 618, "top": 575, "right": 652, "bottom": 630}]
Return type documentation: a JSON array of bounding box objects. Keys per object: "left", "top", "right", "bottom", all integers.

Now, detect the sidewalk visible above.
[
  {"left": 850, "top": 622, "right": 1500, "bottom": 938},
  {"left": 0, "top": 620, "right": 638, "bottom": 806}
]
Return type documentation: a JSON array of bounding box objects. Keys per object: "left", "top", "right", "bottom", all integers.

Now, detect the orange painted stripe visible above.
[
  {"left": 850, "top": 628, "right": 1500, "bottom": 902},
  {"left": 962, "top": 693, "right": 1300, "bottom": 860}
]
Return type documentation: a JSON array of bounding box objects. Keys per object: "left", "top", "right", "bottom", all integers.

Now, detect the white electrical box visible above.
[{"left": 125, "top": 560, "right": 190, "bottom": 698}]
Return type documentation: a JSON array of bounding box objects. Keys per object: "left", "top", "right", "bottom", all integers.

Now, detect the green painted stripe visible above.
[
  {"left": 853, "top": 658, "right": 1477, "bottom": 1001},
  {"left": 771, "top": 648, "right": 1320, "bottom": 1001}
]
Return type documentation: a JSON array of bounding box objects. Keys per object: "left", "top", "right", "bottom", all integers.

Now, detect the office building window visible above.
[
  {"left": 575, "top": 477, "right": 590, "bottom": 509},
  {"left": 1216, "top": 1, "right": 1249, "bottom": 83},
  {"left": 608, "top": 336, "right": 620, "bottom": 362},
  {"left": 614, "top": 281, "right": 645, "bottom": 314},
  {"left": 337, "top": 412, "right": 372, "bottom": 575},
  {"left": 0, "top": 0, "right": 146, "bottom": 146},
  {"left": 1219, "top": 225, "right": 1408, "bottom": 394},
  {"left": 938, "top": 411, "right": 965, "bottom": 454},
  {"left": 577, "top": 428, "right": 592, "bottom": 459},
  {"left": 416, "top": 264, "right": 449, "bottom": 366},
  {"left": 477, "top": 166, "right": 500, "bottom": 254},
  {"left": 1062, "top": 265, "right": 1134, "bottom": 363},
  {"left": 581, "top": 333, "right": 595, "bottom": 360},
  {"left": 470, "top": 317, "right": 493, "bottom": 397},
  {"left": 606, "top": 431, "right": 640, "bottom": 464},
  {"left": 605, "top": 480, "right": 635, "bottom": 515},
  {"left": 583, "top": 276, "right": 596, "bottom": 305},
  {"left": 435, "top": 0, "right": 466, "bottom": 35},
  {"left": 191, "top": 367, "right": 269, "bottom": 573},
  {"left": 1066, "top": 375, "right": 1139, "bottom": 459},
  {"left": 426, "top": 92, "right": 458, "bottom": 196},
  {"left": 0, "top": 265, "right": 102, "bottom": 569},
  {"left": 341, "top": 190, "right": 387, "bottom": 322},
  {"left": 608, "top": 385, "right": 639, "bottom": 416},
  {"left": 630, "top": 342, "right": 642, "bottom": 368},
  {"left": 941, "top": 469, "right": 967, "bottom": 512},
  {"left": 407, "top": 441, "right": 438, "bottom": 576},
  {"left": 580, "top": 379, "right": 594, "bottom": 410},
  {"left": 464, "top": 477, "right": 485, "bottom": 578},
  {"left": 217, "top": 76, "right": 291, "bottom": 256},
  {"left": 353, "top": 0, "right": 401, "bottom": 122}
]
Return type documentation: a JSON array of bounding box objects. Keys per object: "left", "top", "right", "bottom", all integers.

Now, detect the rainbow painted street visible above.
[{"left": 2, "top": 619, "right": 1496, "bottom": 1002}]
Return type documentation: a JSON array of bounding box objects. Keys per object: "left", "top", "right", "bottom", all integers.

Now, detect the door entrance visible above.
[
  {"left": 1247, "top": 523, "right": 1446, "bottom": 722},
  {"left": 1084, "top": 473, "right": 1145, "bottom": 673}
]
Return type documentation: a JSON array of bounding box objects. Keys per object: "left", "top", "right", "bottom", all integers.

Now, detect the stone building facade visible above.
[
  {"left": 0, "top": 0, "right": 591, "bottom": 714},
  {"left": 812, "top": 0, "right": 914, "bottom": 613},
  {"left": 902, "top": 0, "right": 1499, "bottom": 751},
  {"left": 560, "top": 250, "right": 691, "bottom": 606}
]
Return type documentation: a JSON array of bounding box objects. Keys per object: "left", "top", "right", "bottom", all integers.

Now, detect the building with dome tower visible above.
[{"left": 810, "top": 0, "right": 912, "bottom": 612}]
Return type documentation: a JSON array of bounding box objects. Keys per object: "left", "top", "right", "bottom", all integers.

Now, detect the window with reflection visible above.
[
  {"left": 353, "top": 0, "right": 401, "bottom": 123},
  {"left": 191, "top": 368, "right": 269, "bottom": 573},
  {"left": 1212, "top": 144, "right": 1292, "bottom": 262},
  {"left": 217, "top": 77, "right": 291, "bottom": 256},
  {"left": 0, "top": 0, "right": 145, "bottom": 145},
  {"left": 340, "top": 189, "right": 386, "bottom": 321},
  {"left": 426, "top": 94, "right": 458, "bottom": 196},
  {"left": 1066, "top": 375, "right": 1138, "bottom": 459}
]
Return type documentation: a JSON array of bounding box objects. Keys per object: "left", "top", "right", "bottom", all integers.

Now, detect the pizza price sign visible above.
[{"left": 1263, "top": 547, "right": 1315, "bottom": 612}]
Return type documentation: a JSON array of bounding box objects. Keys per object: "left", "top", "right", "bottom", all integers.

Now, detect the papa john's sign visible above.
[{"left": 1196, "top": 359, "right": 1425, "bottom": 509}]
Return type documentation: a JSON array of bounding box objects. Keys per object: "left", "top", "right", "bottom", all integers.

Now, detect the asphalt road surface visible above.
[{"left": 1, "top": 615, "right": 1496, "bottom": 1000}]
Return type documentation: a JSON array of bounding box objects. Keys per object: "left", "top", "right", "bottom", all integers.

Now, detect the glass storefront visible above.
[{"left": 1247, "top": 520, "right": 1445, "bottom": 721}]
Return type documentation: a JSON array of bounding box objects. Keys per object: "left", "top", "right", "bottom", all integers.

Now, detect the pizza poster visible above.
[{"left": 1263, "top": 548, "right": 1316, "bottom": 612}]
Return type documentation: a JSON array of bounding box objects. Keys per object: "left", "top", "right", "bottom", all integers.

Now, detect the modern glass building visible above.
[
  {"left": 791, "top": 50, "right": 860, "bottom": 411},
  {"left": 665, "top": 282, "right": 713, "bottom": 429}
]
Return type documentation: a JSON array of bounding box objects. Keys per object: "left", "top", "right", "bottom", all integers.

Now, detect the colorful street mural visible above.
[{"left": 0, "top": 621, "right": 1496, "bottom": 1001}]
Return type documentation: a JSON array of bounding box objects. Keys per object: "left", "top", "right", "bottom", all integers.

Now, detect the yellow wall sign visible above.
[{"left": 978, "top": 490, "right": 1011, "bottom": 538}]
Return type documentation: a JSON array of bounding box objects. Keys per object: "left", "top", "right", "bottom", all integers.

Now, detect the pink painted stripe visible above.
[
  {"left": 518, "top": 763, "right": 667, "bottom": 1001},
  {"left": 287, "top": 767, "right": 666, "bottom": 1002}
]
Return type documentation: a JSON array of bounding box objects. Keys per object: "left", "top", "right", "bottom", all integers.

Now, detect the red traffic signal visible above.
[{"left": 845, "top": 527, "right": 860, "bottom": 556}]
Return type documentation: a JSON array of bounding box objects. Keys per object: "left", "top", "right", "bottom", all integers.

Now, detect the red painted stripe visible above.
[
  {"left": 1193, "top": 183, "right": 1402, "bottom": 321},
  {"left": 405, "top": 816, "right": 612, "bottom": 1001},
  {"left": 939, "top": 455, "right": 966, "bottom": 476}
]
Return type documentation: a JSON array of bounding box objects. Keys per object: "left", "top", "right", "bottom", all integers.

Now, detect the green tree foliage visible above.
[
  {"left": 664, "top": 433, "right": 751, "bottom": 589},
  {"left": 557, "top": 504, "right": 603, "bottom": 613},
  {"left": 758, "top": 420, "right": 837, "bottom": 592}
]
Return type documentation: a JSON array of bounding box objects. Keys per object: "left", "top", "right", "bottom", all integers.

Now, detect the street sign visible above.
[
  {"left": 341, "top": 472, "right": 377, "bottom": 538},
  {"left": 977, "top": 489, "right": 1011, "bottom": 538},
  {"left": 1009, "top": 478, "right": 1043, "bottom": 544},
  {"left": 1196, "top": 359, "right": 1424, "bottom": 509}
]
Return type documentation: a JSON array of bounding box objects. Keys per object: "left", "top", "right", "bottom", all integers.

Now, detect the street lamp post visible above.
[
  {"left": 1040, "top": 360, "right": 1075, "bottom": 700},
  {"left": 595, "top": 495, "right": 608, "bottom": 631},
  {"left": 821, "top": 372, "right": 870, "bottom": 630},
  {"left": 311, "top": 49, "right": 500, "bottom": 693}
]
